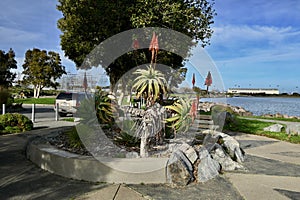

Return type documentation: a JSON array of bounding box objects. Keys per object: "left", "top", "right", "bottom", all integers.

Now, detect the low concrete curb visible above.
[{"left": 26, "top": 139, "right": 168, "bottom": 184}]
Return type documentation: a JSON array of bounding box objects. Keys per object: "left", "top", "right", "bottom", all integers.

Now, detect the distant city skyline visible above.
[{"left": 0, "top": 0, "right": 299, "bottom": 93}]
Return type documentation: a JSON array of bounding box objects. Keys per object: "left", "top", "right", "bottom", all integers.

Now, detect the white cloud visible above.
[
  {"left": 213, "top": 45, "right": 300, "bottom": 65},
  {"left": 212, "top": 25, "right": 300, "bottom": 46},
  {"left": 207, "top": 24, "right": 300, "bottom": 64}
]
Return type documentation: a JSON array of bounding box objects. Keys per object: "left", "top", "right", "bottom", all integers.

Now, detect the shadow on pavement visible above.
[
  {"left": 274, "top": 188, "right": 300, "bottom": 200},
  {"left": 0, "top": 132, "right": 107, "bottom": 200},
  {"left": 128, "top": 176, "right": 244, "bottom": 200},
  {"left": 32, "top": 126, "right": 50, "bottom": 130}
]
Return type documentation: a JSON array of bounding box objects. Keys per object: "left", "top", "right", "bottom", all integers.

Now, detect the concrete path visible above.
[
  {"left": 129, "top": 135, "right": 300, "bottom": 200},
  {"left": 226, "top": 133, "right": 300, "bottom": 200},
  {"left": 77, "top": 184, "right": 146, "bottom": 200},
  {"left": 1, "top": 119, "right": 300, "bottom": 199},
  {"left": 0, "top": 120, "right": 146, "bottom": 200},
  {"left": 234, "top": 133, "right": 300, "bottom": 165}
]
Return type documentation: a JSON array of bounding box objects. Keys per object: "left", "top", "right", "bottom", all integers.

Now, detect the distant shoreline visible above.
[
  {"left": 202, "top": 95, "right": 300, "bottom": 117},
  {"left": 226, "top": 94, "right": 300, "bottom": 98},
  {"left": 200, "top": 94, "right": 300, "bottom": 99}
]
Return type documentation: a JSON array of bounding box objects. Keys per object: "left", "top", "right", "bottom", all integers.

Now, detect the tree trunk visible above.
[
  {"left": 36, "top": 85, "right": 41, "bottom": 98},
  {"left": 33, "top": 84, "right": 42, "bottom": 98},
  {"left": 140, "top": 136, "right": 148, "bottom": 158},
  {"left": 33, "top": 87, "right": 37, "bottom": 98}
]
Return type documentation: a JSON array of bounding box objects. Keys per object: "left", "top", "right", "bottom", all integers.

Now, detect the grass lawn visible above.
[
  {"left": 61, "top": 118, "right": 75, "bottom": 122},
  {"left": 244, "top": 115, "right": 300, "bottom": 123},
  {"left": 225, "top": 117, "right": 300, "bottom": 144},
  {"left": 14, "top": 98, "right": 55, "bottom": 105}
]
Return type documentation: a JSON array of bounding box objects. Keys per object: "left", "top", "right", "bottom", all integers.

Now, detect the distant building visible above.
[
  {"left": 227, "top": 88, "right": 279, "bottom": 95},
  {"left": 58, "top": 73, "right": 109, "bottom": 92}
]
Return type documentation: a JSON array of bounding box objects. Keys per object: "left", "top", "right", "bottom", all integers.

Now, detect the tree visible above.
[
  {"left": 0, "top": 48, "right": 17, "bottom": 105},
  {"left": 0, "top": 48, "right": 17, "bottom": 88},
  {"left": 22, "top": 48, "right": 66, "bottom": 98},
  {"left": 57, "top": 0, "right": 216, "bottom": 88}
]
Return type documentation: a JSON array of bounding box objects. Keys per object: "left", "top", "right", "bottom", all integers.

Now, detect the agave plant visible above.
[
  {"left": 94, "top": 89, "right": 116, "bottom": 124},
  {"left": 165, "top": 98, "right": 192, "bottom": 135},
  {"left": 77, "top": 89, "right": 116, "bottom": 124},
  {"left": 132, "top": 65, "right": 167, "bottom": 102},
  {"left": 75, "top": 97, "right": 97, "bottom": 125}
]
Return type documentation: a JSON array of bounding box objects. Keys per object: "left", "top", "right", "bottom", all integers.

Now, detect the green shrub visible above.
[
  {"left": 115, "top": 120, "right": 140, "bottom": 147},
  {"left": 76, "top": 98, "right": 98, "bottom": 125},
  {"left": 211, "top": 105, "right": 236, "bottom": 115},
  {"left": 66, "top": 123, "right": 95, "bottom": 148},
  {"left": 0, "top": 113, "right": 33, "bottom": 134},
  {"left": 114, "top": 132, "right": 140, "bottom": 147},
  {"left": 0, "top": 87, "right": 12, "bottom": 106},
  {"left": 165, "top": 98, "right": 192, "bottom": 134},
  {"left": 94, "top": 89, "right": 116, "bottom": 124},
  {"left": 66, "top": 126, "right": 83, "bottom": 148}
]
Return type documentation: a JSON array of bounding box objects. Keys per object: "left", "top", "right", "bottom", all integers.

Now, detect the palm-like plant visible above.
[
  {"left": 76, "top": 89, "right": 116, "bottom": 125},
  {"left": 132, "top": 65, "right": 167, "bottom": 102},
  {"left": 94, "top": 89, "right": 116, "bottom": 124},
  {"left": 76, "top": 97, "right": 98, "bottom": 125},
  {"left": 165, "top": 98, "right": 192, "bottom": 135}
]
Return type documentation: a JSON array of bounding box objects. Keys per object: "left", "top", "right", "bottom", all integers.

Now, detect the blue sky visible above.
[
  {"left": 0, "top": 0, "right": 299, "bottom": 93},
  {"left": 205, "top": 0, "right": 300, "bottom": 93}
]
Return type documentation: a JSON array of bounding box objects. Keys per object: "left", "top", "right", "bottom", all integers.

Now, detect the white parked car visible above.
[{"left": 54, "top": 92, "right": 91, "bottom": 117}]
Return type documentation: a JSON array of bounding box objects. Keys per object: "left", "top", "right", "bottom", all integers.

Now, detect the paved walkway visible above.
[
  {"left": 226, "top": 133, "right": 300, "bottom": 200},
  {"left": 0, "top": 121, "right": 147, "bottom": 200},
  {"left": 0, "top": 119, "right": 300, "bottom": 199}
]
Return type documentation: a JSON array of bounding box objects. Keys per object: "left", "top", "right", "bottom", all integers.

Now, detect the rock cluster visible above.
[
  {"left": 262, "top": 113, "right": 300, "bottom": 120},
  {"left": 166, "top": 130, "right": 246, "bottom": 187},
  {"left": 199, "top": 102, "right": 253, "bottom": 116}
]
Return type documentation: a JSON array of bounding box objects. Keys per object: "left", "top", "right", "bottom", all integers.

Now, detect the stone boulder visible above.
[
  {"left": 286, "top": 124, "right": 300, "bottom": 136},
  {"left": 197, "top": 147, "right": 220, "bottom": 183},
  {"left": 167, "top": 150, "right": 195, "bottom": 186},
  {"left": 275, "top": 113, "right": 284, "bottom": 118},
  {"left": 210, "top": 144, "right": 244, "bottom": 171},
  {"left": 202, "top": 133, "right": 221, "bottom": 152},
  {"left": 240, "top": 111, "right": 253, "bottom": 117},
  {"left": 166, "top": 131, "right": 246, "bottom": 185},
  {"left": 263, "top": 124, "right": 284, "bottom": 132},
  {"left": 214, "top": 132, "right": 246, "bottom": 163},
  {"left": 167, "top": 142, "right": 198, "bottom": 164}
]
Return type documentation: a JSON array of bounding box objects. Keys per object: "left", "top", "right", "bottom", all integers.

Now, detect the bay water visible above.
[{"left": 201, "top": 97, "right": 300, "bottom": 117}]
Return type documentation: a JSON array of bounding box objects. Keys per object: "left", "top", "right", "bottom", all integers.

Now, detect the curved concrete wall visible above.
[{"left": 26, "top": 142, "right": 168, "bottom": 184}]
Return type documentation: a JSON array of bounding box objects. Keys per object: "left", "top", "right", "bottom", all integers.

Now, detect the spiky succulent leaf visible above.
[{"left": 165, "top": 98, "right": 192, "bottom": 133}]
